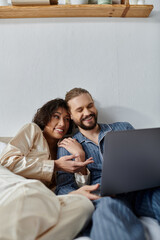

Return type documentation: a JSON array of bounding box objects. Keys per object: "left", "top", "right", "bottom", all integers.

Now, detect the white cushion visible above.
[
  {"left": 140, "top": 217, "right": 160, "bottom": 240},
  {"left": 0, "top": 142, "right": 6, "bottom": 155}
]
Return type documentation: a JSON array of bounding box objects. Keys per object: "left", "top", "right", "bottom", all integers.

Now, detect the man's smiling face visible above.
[{"left": 68, "top": 93, "right": 98, "bottom": 131}]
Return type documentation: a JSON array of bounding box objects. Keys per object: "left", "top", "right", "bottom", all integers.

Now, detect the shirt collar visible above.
[
  {"left": 74, "top": 123, "right": 112, "bottom": 144},
  {"left": 98, "top": 123, "right": 112, "bottom": 143}
]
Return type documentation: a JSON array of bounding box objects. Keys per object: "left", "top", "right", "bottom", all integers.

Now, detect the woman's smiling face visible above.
[{"left": 43, "top": 107, "right": 70, "bottom": 140}]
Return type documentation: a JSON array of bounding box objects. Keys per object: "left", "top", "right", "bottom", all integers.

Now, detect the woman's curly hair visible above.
[{"left": 32, "top": 98, "right": 73, "bottom": 134}]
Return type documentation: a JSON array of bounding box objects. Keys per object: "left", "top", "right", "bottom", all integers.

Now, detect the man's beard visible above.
[{"left": 74, "top": 113, "right": 97, "bottom": 130}]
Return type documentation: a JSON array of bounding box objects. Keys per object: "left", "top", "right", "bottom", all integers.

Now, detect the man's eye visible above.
[{"left": 88, "top": 104, "right": 93, "bottom": 109}]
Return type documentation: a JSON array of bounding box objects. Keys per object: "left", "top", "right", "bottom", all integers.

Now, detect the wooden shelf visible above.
[{"left": 0, "top": 4, "right": 153, "bottom": 19}]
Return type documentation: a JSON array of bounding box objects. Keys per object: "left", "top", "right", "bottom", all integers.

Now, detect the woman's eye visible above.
[
  {"left": 77, "top": 109, "right": 82, "bottom": 113},
  {"left": 65, "top": 118, "right": 70, "bottom": 122},
  {"left": 53, "top": 115, "right": 59, "bottom": 119}
]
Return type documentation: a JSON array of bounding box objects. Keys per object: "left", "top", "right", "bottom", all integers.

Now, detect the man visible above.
[{"left": 56, "top": 88, "right": 160, "bottom": 240}]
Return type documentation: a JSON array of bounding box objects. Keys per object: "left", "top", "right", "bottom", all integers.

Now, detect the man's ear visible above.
[{"left": 68, "top": 107, "right": 73, "bottom": 119}]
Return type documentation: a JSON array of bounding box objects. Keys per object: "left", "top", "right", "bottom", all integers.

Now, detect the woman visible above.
[
  {"left": 0, "top": 98, "right": 98, "bottom": 240},
  {"left": 0, "top": 98, "right": 93, "bottom": 188}
]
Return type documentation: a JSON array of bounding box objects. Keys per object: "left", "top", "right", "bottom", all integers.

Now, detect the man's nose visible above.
[{"left": 83, "top": 108, "right": 90, "bottom": 116}]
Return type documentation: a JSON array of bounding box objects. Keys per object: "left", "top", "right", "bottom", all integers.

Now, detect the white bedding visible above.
[
  {"left": 0, "top": 141, "right": 7, "bottom": 154},
  {"left": 0, "top": 140, "right": 160, "bottom": 240},
  {"left": 140, "top": 217, "right": 160, "bottom": 240}
]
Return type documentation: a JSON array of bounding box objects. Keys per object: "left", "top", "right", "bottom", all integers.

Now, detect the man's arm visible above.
[
  {"left": 55, "top": 147, "right": 79, "bottom": 195},
  {"left": 125, "top": 122, "right": 134, "bottom": 130},
  {"left": 55, "top": 147, "right": 100, "bottom": 200},
  {"left": 109, "top": 122, "right": 135, "bottom": 132}
]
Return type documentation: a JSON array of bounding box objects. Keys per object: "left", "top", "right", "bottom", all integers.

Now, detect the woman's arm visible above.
[
  {"left": 58, "top": 138, "right": 93, "bottom": 186},
  {"left": 58, "top": 138, "right": 91, "bottom": 174},
  {"left": 0, "top": 123, "right": 54, "bottom": 182},
  {"left": 0, "top": 123, "right": 93, "bottom": 183}
]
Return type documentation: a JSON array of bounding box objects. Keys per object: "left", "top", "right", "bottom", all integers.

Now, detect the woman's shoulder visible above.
[
  {"left": 23, "top": 122, "right": 40, "bottom": 129},
  {"left": 17, "top": 122, "right": 42, "bottom": 136}
]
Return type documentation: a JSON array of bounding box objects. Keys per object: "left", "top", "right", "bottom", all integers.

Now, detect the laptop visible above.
[{"left": 100, "top": 127, "right": 160, "bottom": 196}]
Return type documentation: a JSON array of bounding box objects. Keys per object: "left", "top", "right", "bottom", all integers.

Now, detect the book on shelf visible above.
[{"left": 11, "top": 0, "right": 50, "bottom": 5}]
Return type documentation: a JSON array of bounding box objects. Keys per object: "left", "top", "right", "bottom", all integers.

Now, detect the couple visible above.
[
  {"left": 0, "top": 97, "right": 96, "bottom": 240},
  {"left": 1, "top": 88, "right": 160, "bottom": 240}
]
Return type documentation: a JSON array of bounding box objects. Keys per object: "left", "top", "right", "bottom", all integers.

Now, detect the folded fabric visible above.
[
  {"left": 0, "top": 165, "right": 94, "bottom": 240},
  {"left": 0, "top": 142, "right": 6, "bottom": 155}
]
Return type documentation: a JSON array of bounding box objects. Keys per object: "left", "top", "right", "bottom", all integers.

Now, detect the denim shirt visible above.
[{"left": 56, "top": 122, "right": 134, "bottom": 195}]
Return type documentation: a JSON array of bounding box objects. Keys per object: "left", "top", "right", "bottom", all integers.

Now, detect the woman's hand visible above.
[
  {"left": 58, "top": 138, "right": 90, "bottom": 175},
  {"left": 54, "top": 154, "right": 93, "bottom": 173},
  {"left": 69, "top": 184, "right": 101, "bottom": 200},
  {"left": 58, "top": 138, "right": 85, "bottom": 162}
]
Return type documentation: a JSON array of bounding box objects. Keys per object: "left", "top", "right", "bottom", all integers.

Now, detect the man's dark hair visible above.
[{"left": 32, "top": 98, "right": 72, "bottom": 133}]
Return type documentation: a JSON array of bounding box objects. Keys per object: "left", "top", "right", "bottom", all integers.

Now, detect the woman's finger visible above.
[
  {"left": 74, "top": 160, "right": 93, "bottom": 168},
  {"left": 63, "top": 154, "right": 79, "bottom": 160},
  {"left": 74, "top": 156, "right": 93, "bottom": 162},
  {"left": 60, "top": 139, "right": 69, "bottom": 144},
  {"left": 58, "top": 142, "right": 66, "bottom": 147},
  {"left": 82, "top": 159, "right": 94, "bottom": 165},
  {"left": 85, "top": 157, "right": 93, "bottom": 162},
  {"left": 68, "top": 137, "right": 75, "bottom": 141},
  {"left": 58, "top": 140, "right": 74, "bottom": 147}
]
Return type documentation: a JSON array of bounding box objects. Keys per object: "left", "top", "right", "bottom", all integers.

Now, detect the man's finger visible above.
[
  {"left": 86, "top": 192, "right": 101, "bottom": 200},
  {"left": 83, "top": 184, "right": 100, "bottom": 192}
]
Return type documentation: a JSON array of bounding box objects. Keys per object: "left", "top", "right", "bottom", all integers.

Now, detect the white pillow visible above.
[{"left": 0, "top": 142, "right": 7, "bottom": 155}]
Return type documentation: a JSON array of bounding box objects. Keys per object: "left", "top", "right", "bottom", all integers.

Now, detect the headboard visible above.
[{"left": 0, "top": 137, "right": 11, "bottom": 144}]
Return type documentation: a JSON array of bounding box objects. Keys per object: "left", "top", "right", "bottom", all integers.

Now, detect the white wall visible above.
[{"left": 0, "top": 0, "right": 160, "bottom": 136}]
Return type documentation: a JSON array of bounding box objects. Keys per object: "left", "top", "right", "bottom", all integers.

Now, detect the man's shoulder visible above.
[
  {"left": 108, "top": 122, "right": 134, "bottom": 131},
  {"left": 98, "top": 122, "right": 134, "bottom": 141},
  {"left": 73, "top": 130, "right": 82, "bottom": 141},
  {"left": 72, "top": 122, "right": 134, "bottom": 139}
]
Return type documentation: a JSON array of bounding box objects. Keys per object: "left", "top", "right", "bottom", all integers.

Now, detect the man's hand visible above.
[
  {"left": 54, "top": 154, "right": 93, "bottom": 173},
  {"left": 69, "top": 184, "right": 101, "bottom": 200}
]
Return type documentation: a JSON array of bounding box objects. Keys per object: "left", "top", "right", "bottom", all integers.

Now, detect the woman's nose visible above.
[{"left": 59, "top": 118, "right": 65, "bottom": 126}]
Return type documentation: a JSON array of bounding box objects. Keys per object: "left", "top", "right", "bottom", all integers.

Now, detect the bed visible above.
[{"left": 0, "top": 137, "right": 160, "bottom": 240}]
